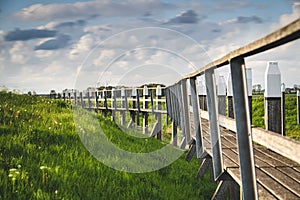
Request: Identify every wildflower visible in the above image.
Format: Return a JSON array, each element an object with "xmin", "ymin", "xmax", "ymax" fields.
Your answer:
[
  {"xmin": 40, "ymin": 166, "xmax": 50, "ymax": 170},
  {"xmin": 55, "ymin": 190, "xmax": 58, "ymax": 195},
  {"xmin": 17, "ymin": 164, "xmax": 21, "ymax": 169},
  {"xmin": 48, "ymin": 127, "xmax": 51, "ymax": 130},
  {"xmin": 9, "ymin": 168, "xmax": 17, "ymax": 173}
]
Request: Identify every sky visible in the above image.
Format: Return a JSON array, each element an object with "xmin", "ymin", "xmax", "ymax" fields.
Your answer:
[{"xmin": 0, "ymin": 0, "xmax": 299, "ymax": 94}]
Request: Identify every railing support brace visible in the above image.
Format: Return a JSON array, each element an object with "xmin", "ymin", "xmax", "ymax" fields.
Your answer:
[
  {"xmin": 205, "ymin": 68, "xmax": 224, "ymax": 180},
  {"xmin": 230, "ymin": 57, "xmax": 258, "ymax": 200}
]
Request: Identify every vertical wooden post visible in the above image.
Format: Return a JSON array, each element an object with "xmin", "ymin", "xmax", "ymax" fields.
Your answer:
[
  {"xmin": 177, "ymin": 82, "xmax": 186, "ymax": 149},
  {"xmin": 181, "ymin": 79, "xmax": 191, "ymax": 144},
  {"xmin": 217, "ymin": 76, "xmax": 226, "ymax": 116},
  {"xmin": 156, "ymin": 85, "xmax": 162, "ymax": 140},
  {"xmin": 74, "ymin": 91, "xmax": 77, "ymax": 105},
  {"xmin": 150, "ymin": 89, "xmax": 154, "ymax": 114},
  {"xmin": 112, "ymin": 88, "xmax": 116, "ymax": 121},
  {"xmin": 121, "ymin": 88, "xmax": 126, "ymax": 126},
  {"xmin": 63, "ymin": 92, "xmax": 66, "ymax": 101},
  {"xmin": 265, "ymin": 61, "xmax": 281, "ymax": 133},
  {"xmin": 80, "ymin": 92, "xmax": 84, "ymax": 108},
  {"xmin": 136, "ymin": 89, "xmax": 140, "ymax": 127},
  {"xmin": 227, "ymin": 73, "xmax": 234, "ymax": 118},
  {"xmin": 281, "ymin": 84, "xmax": 286, "ymax": 136},
  {"xmin": 87, "ymin": 91, "xmax": 91, "ymax": 109},
  {"xmin": 68, "ymin": 92, "xmax": 71, "ymax": 102},
  {"xmin": 230, "ymin": 58, "xmax": 258, "ymax": 200},
  {"xmin": 131, "ymin": 88, "xmax": 137, "ymax": 125},
  {"xmin": 104, "ymin": 89, "xmax": 108, "ymax": 116},
  {"xmin": 205, "ymin": 68, "xmax": 224, "ymax": 180},
  {"xmin": 246, "ymin": 68, "xmax": 253, "ymax": 124},
  {"xmin": 190, "ymin": 77, "xmax": 203, "ymax": 158},
  {"xmin": 143, "ymin": 86, "xmax": 149, "ymax": 134},
  {"xmin": 95, "ymin": 91, "xmax": 99, "ymax": 109},
  {"xmin": 172, "ymin": 121, "xmax": 177, "ymax": 146}
]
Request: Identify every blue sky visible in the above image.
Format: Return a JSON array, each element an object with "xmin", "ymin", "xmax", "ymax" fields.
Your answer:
[{"xmin": 0, "ymin": 0, "xmax": 299, "ymax": 93}]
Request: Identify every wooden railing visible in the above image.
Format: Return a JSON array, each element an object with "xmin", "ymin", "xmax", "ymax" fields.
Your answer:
[{"xmin": 63, "ymin": 18, "xmax": 300, "ymax": 199}]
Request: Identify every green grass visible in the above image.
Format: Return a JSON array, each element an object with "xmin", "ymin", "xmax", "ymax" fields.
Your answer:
[
  {"xmin": 252, "ymin": 94, "xmax": 300, "ymax": 140},
  {"xmin": 0, "ymin": 91, "xmax": 216, "ymax": 199}
]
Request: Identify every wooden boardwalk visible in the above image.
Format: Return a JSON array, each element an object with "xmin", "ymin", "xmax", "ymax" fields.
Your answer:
[
  {"xmin": 192, "ymin": 118, "xmax": 300, "ymax": 199},
  {"xmin": 67, "ymin": 18, "xmax": 300, "ymax": 199}
]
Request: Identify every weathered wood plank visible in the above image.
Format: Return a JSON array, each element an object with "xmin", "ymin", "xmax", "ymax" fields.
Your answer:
[
  {"xmin": 260, "ymin": 167, "xmax": 300, "ymax": 197},
  {"xmin": 183, "ymin": 19, "xmax": 300, "ymax": 79},
  {"xmin": 276, "ymin": 167, "xmax": 300, "ymax": 184},
  {"xmin": 256, "ymin": 168, "xmax": 299, "ymax": 199}
]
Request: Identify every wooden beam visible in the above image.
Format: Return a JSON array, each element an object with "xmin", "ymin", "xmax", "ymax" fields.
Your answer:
[{"xmin": 183, "ymin": 19, "xmax": 300, "ymax": 79}]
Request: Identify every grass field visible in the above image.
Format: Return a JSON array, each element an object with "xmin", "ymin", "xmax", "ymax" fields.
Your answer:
[
  {"xmin": 252, "ymin": 94, "xmax": 300, "ymax": 140},
  {"xmin": 0, "ymin": 91, "xmax": 216, "ymax": 199}
]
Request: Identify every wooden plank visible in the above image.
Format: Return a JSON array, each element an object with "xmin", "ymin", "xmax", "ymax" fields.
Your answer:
[
  {"xmin": 221, "ymin": 136, "xmax": 237, "ymax": 149},
  {"xmin": 253, "ymin": 149, "xmax": 288, "ymax": 167},
  {"xmin": 260, "ymin": 167, "xmax": 300, "ymax": 197},
  {"xmin": 276, "ymin": 167, "xmax": 300, "ymax": 184},
  {"xmin": 200, "ymin": 110, "xmax": 300, "ymax": 164},
  {"xmin": 257, "ymin": 184, "xmax": 276, "ymax": 200},
  {"xmin": 294, "ymin": 167, "xmax": 300, "ymax": 173},
  {"xmin": 222, "ymin": 154, "xmax": 239, "ymax": 168},
  {"xmin": 256, "ymin": 168, "xmax": 299, "ymax": 199},
  {"xmin": 252, "ymin": 127, "xmax": 300, "ymax": 164},
  {"xmin": 255, "ymin": 147, "xmax": 300, "ymax": 167},
  {"xmin": 222, "ymin": 148, "xmax": 239, "ymax": 166}
]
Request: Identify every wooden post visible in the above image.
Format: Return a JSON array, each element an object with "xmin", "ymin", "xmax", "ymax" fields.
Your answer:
[
  {"xmin": 178, "ymin": 82, "xmax": 186, "ymax": 149},
  {"xmin": 121, "ymin": 88, "xmax": 126, "ymax": 126},
  {"xmin": 150, "ymin": 89, "xmax": 154, "ymax": 114},
  {"xmin": 95, "ymin": 91, "xmax": 99, "ymax": 109},
  {"xmin": 297, "ymin": 90, "xmax": 300, "ymax": 124},
  {"xmin": 246, "ymin": 68, "xmax": 253, "ymax": 124},
  {"xmin": 217, "ymin": 76, "xmax": 226, "ymax": 116},
  {"xmin": 265, "ymin": 61, "xmax": 281, "ymax": 133},
  {"xmin": 181, "ymin": 79, "xmax": 191, "ymax": 144},
  {"xmin": 198, "ymin": 79, "xmax": 207, "ymax": 111},
  {"xmin": 136, "ymin": 89, "xmax": 140, "ymax": 127},
  {"xmin": 205, "ymin": 68, "xmax": 223, "ymax": 180},
  {"xmin": 281, "ymin": 84, "xmax": 286, "ymax": 136},
  {"xmin": 68, "ymin": 92, "xmax": 71, "ymax": 102},
  {"xmin": 231, "ymin": 58, "xmax": 258, "ymax": 200},
  {"xmin": 104, "ymin": 89, "xmax": 108, "ymax": 116},
  {"xmin": 80, "ymin": 92, "xmax": 84, "ymax": 108},
  {"xmin": 156, "ymin": 85, "xmax": 162, "ymax": 140},
  {"xmin": 131, "ymin": 88, "xmax": 137, "ymax": 125},
  {"xmin": 227, "ymin": 73, "xmax": 234, "ymax": 118},
  {"xmin": 112, "ymin": 88, "xmax": 116, "ymax": 121},
  {"xmin": 190, "ymin": 77, "xmax": 203, "ymax": 158},
  {"xmin": 63, "ymin": 92, "xmax": 66, "ymax": 101},
  {"xmin": 143, "ymin": 86, "xmax": 149, "ymax": 134},
  {"xmin": 87, "ymin": 91, "xmax": 91, "ymax": 109},
  {"xmin": 74, "ymin": 91, "xmax": 77, "ymax": 105},
  {"xmin": 172, "ymin": 121, "xmax": 177, "ymax": 146}
]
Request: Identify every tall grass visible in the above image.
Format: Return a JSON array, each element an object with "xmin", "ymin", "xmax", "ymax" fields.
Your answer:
[{"xmin": 0, "ymin": 91, "xmax": 216, "ymax": 199}]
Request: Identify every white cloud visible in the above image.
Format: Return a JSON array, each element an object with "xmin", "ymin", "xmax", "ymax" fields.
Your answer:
[
  {"xmin": 69, "ymin": 34, "xmax": 95, "ymax": 60},
  {"xmin": 270, "ymin": 2, "xmax": 300, "ymax": 30},
  {"xmin": 12, "ymin": 0, "xmax": 175, "ymax": 21},
  {"xmin": 9, "ymin": 41, "xmax": 29, "ymax": 64}
]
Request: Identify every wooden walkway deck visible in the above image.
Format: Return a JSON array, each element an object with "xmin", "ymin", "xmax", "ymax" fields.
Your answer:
[{"xmin": 190, "ymin": 117, "xmax": 300, "ymax": 199}]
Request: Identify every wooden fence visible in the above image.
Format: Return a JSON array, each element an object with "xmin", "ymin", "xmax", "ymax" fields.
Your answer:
[{"xmin": 62, "ymin": 18, "xmax": 300, "ymax": 199}]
